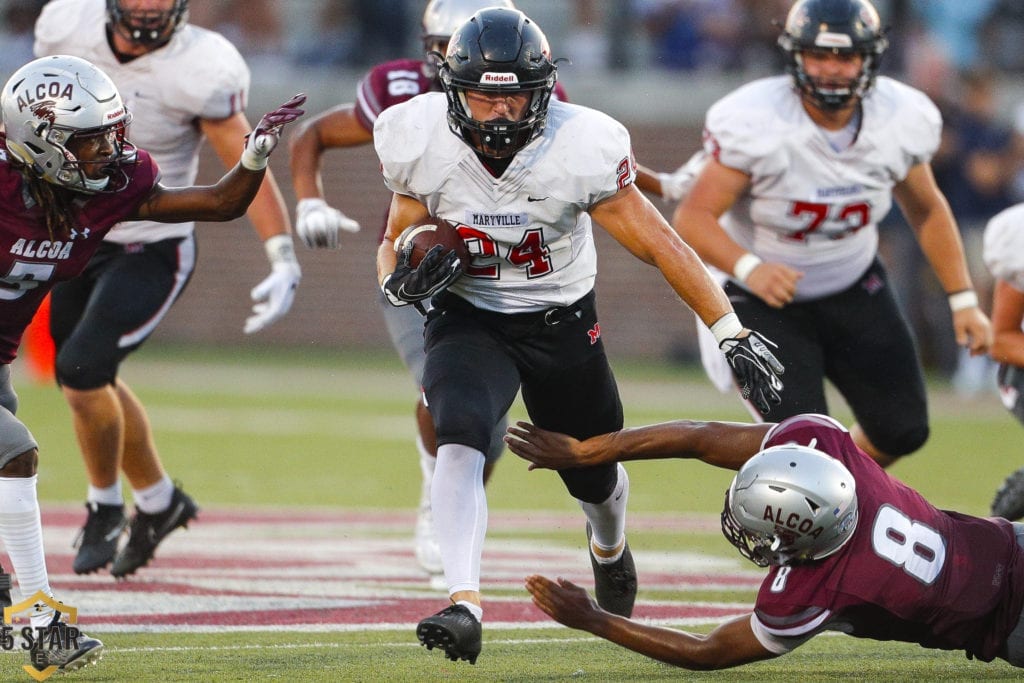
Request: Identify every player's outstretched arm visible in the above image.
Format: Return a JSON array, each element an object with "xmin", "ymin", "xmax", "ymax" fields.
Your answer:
[
  {"xmin": 288, "ymin": 104, "xmax": 367, "ymax": 248},
  {"xmin": 130, "ymin": 94, "xmax": 306, "ymax": 223},
  {"xmin": 894, "ymin": 162, "xmax": 992, "ymax": 355},
  {"xmin": 524, "ymin": 575, "xmax": 777, "ymax": 670},
  {"xmin": 505, "ymin": 419, "xmax": 771, "ymax": 471}
]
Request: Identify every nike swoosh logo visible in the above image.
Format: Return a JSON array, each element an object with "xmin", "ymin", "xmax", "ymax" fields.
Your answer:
[
  {"xmin": 105, "ymin": 521, "xmax": 126, "ymax": 542},
  {"xmin": 527, "ymin": 196, "xmax": 547, "ymax": 202},
  {"xmin": 152, "ymin": 501, "xmax": 187, "ymax": 540}
]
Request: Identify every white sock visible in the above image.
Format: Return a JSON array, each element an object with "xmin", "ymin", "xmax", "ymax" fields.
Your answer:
[
  {"xmin": 87, "ymin": 481, "xmax": 123, "ymax": 506},
  {"xmin": 457, "ymin": 600, "xmax": 483, "ymax": 623},
  {"xmin": 0, "ymin": 476, "xmax": 54, "ymax": 625},
  {"xmin": 417, "ymin": 436, "xmax": 436, "ymax": 504},
  {"xmin": 432, "ymin": 443, "xmax": 487, "ymax": 594},
  {"xmin": 579, "ymin": 463, "xmax": 629, "ymax": 564},
  {"xmin": 132, "ymin": 475, "xmax": 174, "ymax": 514}
]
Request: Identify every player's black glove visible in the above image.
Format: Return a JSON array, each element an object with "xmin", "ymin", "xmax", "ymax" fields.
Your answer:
[
  {"xmin": 381, "ymin": 243, "xmax": 462, "ymax": 307},
  {"xmin": 720, "ymin": 330, "xmax": 785, "ymax": 415}
]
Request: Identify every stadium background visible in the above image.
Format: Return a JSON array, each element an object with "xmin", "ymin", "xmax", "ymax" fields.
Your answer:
[{"xmin": 2, "ymin": 0, "xmax": 1024, "ymax": 365}]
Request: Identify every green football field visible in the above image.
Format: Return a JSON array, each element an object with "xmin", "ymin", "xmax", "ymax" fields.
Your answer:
[{"xmin": 6, "ymin": 345, "xmax": 1023, "ymax": 681}]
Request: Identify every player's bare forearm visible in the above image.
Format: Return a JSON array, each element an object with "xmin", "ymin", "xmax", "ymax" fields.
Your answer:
[
  {"xmin": 131, "ymin": 166, "xmax": 263, "ymax": 223},
  {"xmin": 506, "ymin": 419, "xmax": 770, "ymax": 471},
  {"xmin": 895, "ymin": 163, "xmax": 972, "ymax": 294},
  {"xmin": 202, "ymin": 111, "xmax": 293, "ymax": 237},
  {"xmin": 634, "ymin": 163, "xmax": 664, "ymax": 197},
  {"xmin": 592, "ymin": 187, "xmax": 732, "ymax": 325},
  {"xmin": 525, "ymin": 575, "xmax": 775, "ymax": 670},
  {"xmin": 246, "ymin": 167, "xmax": 292, "ymax": 239},
  {"xmin": 288, "ymin": 105, "xmax": 373, "ymax": 200},
  {"xmin": 592, "ymin": 612, "xmax": 775, "ymax": 670}
]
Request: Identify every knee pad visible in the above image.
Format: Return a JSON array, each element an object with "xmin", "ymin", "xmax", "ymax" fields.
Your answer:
[
  {"xmin": 54, "ymin": 345, "xmax": 116, "ymax": 390},
  {"xmin": 872, "ymin": 423, "xmax": 929, "ymax": 459},
  {"xmin": 558, "ymin": 463, "xmax": 619, "ymax": 504},
  {"xmin": 484, "ymin": 415, "xmax": 508, "ymax": 463},
  {"xmin": 435, "ymin": 401, "xmax": 499, "ymax": 455}
]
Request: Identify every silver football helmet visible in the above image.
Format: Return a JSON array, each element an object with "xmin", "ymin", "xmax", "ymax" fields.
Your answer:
[
  {"xmin": 721, "ymin": 444, "xmax": 858, "ymax": 567},
  {"xmin": 1, "ymin": 55, "xmax": 135, "ymax": 194},
  {"xmin": 423, "ymin": 0, "xmax": 516, "ymax": 49},
  {"xmin": 421, "ymin": 0, "xmax": 516, "ymax": 77}
]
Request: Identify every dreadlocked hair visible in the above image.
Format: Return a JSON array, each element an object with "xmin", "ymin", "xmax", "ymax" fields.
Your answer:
[{"xmin": 15, "ymin": 164, "xmax": 79, "ymax": 241}]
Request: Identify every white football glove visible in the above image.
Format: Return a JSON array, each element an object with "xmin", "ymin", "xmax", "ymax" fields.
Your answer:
[
  {"xmin": 240, "ymin": 93, "xmax": 306, "ymax": 171},
  {"xmin": 245, "ymin": 235, "xmax": 301, "ymax": 334},
  {"xmin": 295, "ymin": 198, "xmax": 360, "ymax": 249}
]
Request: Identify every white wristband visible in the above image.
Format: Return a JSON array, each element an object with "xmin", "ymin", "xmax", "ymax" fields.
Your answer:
[
  {"xmin": 710, "ymin": 312, "xmax": 744, "ymax": 344},
  {"xmin": 263, "ymin": 234, "xmax": 297, "ymax": 265},
  {"xmin": 732, "ymin": 253, "xmax": 763, "ymax": 283},
  {"xmin": 948, "ymin": 290, "xmax": 979, "ymax": 312},
  {"xmin": 240, "ymin": 147, "xmax": 267, "ymax": 171},
  {"xmin": 657, "ymin": 172, "xmax": 680, "ymax": 202}
]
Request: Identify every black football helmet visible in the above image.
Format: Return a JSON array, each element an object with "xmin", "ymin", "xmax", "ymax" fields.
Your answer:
[
  {"xmin": 439, "ymin": 7, "xmax": 556, "ymax": 159},
  {"xmin": 777, "ymin": 0, "xmax": 888, "ymax": 110},
  {"xmin": 107, "ymin": 0, "xmax": 189, "ymax": 47}
]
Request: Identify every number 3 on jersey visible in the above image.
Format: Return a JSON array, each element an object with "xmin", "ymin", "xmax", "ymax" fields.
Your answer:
[{"xmin": 456, "ymin": 225, "xmax": 553, "ymax": 279}]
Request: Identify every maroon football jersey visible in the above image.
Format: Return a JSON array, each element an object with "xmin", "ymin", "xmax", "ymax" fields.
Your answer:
[
  {"xmin": 751, "ymin": 414, "xmax": 1024, "ymax": 662},
  {"xmin": 0, "ymin": 147, "xmax": 159, "ymax": 363},
  {"xmin": 354, "ymin": 58, "xmax": 437, "ymax": 134}
]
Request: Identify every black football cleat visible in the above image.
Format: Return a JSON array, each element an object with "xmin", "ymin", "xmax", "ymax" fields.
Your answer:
[
  {"xmin": 72, "ymin": 502, "xmax": 128, "ymax": 575},
  {"xmin": 111, "ymin": 485, "xmax": 198, "ymax": 578},
  {"xmin": 587, "ymin": 523, "xmax": 637, "ymax": 617},
  {"xmin": 416, "ymin": 604, "xmax": 482, "ymax": 664},
  {"xmin": 992, "ymin": 467, "xmax": 1024, "ymax": 521},
  {"xmin": 0, "ymin": 564, "xmax": 10, "ymax": 610},
  {"xmin": 29, "ymin": 610, "xmax": 104, "ymax": 673}
]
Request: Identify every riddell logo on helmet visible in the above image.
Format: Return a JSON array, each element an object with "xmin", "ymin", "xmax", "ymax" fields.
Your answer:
[
  {"xmin": 480, "ymin": 72, "xmax": 518, "ymax": 85},
  {"xmin": 814, "ymin": 32, "xmax": 854, "ymax": 49}
]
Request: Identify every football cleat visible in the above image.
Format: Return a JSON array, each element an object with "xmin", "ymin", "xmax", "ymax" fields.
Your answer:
[
  {"xmin": 110, "ymin": 485, "xmax": 198, "ymax": 578},
  {"xmin": 992, "ymin": 467, "xmax": 1024, "ymax": 521},
  {"xmin": 587, "ymin": 523, "xmax": 637, "ymax": 617},
  {"xmin": 29, "ymin": 611, "xmax": 104, "ymax": 673},
  {"xmin": 416, "ymin": 604, "xmax": 482, "ymax": 664},
  {"xmin": 72, "ymin": 502, "xmax": 128, "ymax": 575},
  {"xmin": 0, "ymin": 564, "xmax": 11, "ymax": 610}
]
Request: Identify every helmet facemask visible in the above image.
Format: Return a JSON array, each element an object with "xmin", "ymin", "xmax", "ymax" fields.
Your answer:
[
  {"xmin": 2, "ymin": 55, "xmax": 137, "ymax": 194},
  {"xmin": 107, "ymin": 0, "xmax": 189, "ymax": 47},
  {"xmin": 788, "ymin": 46, "xmax": 880, "ymax": 110},
  {"xmin": 777, "ymin": 0, "xmax": 888, "ymax": 110},
  {"xmin": 442, "ymin": 70, "xmax": 555, "ymax": 159},
  {"xmin": 49, "ymin": 118, "xmax": 137, "ymax": 193},
  {"xmin": 439, "ymin": 7, "xmax": 557, "ymax": 159},
  {"xmin": 721, "ymin": 444, "xmax": 859, "ymax": 567}
]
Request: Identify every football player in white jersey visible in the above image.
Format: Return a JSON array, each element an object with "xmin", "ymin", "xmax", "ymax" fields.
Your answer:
[
  {"xmin": 289, "ymin": 0, "xmax": 518, "ymax": 584},
  {"xmin": 374, "ymin": 7, "xmax": 784, "ymax": 665},
  {"xmin": 33, "ymin": 0, "xmax": 307, "ymax": 578},
  {"xmin": 671, "ymin": 0, "xmax": 992, "ymax": 467},
  {"xmin": 983, "ymin": 205, "xmax": 1024, "ymax": 520}
]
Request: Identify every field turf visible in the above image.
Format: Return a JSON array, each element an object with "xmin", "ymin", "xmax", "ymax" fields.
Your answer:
[{"xmin": 6, "ymin": 345, "xmax": 1022, "ymax": 681}]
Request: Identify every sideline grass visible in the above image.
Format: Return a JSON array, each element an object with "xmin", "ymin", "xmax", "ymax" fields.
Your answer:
[
  {"xmin": 6, "ymin": 345, "xmax": 1022, "ymax": 680},
  {"xmin": 23, "ymin": 629, "xmax": 1024, "ymax": 682}
]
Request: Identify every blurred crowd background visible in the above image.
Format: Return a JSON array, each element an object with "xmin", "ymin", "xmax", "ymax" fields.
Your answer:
[{"xmin": 2, "ymin": 0, "xmax": 1023, "ymax": 395}]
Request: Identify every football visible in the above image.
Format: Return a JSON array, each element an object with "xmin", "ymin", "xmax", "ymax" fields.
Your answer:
[{"xmin": 395, "ymin": 217, "xmax": 470, "ymax": 271}]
